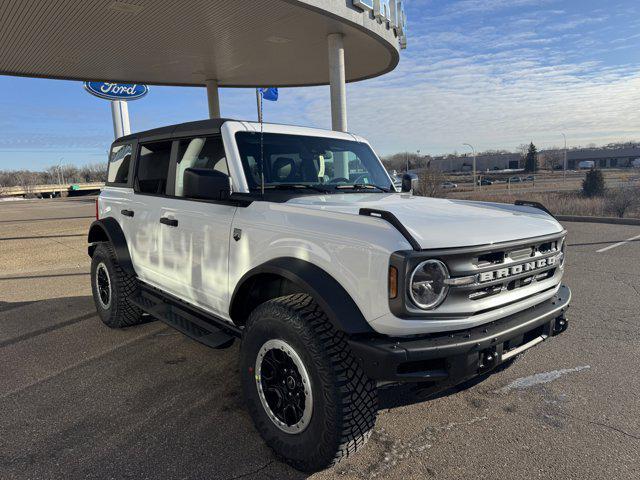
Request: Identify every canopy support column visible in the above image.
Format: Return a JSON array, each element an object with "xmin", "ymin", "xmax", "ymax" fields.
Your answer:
[
  {"xmin": 328, "ymin": 33, "xmax": 347, "ymax": 132},
  {"xmin": 206, "ymin": 79, "xmax": 221, "ymax": 119},
  {"xmin": 110, "ymin": 100, "xmax": 130, "ymax": 139}
]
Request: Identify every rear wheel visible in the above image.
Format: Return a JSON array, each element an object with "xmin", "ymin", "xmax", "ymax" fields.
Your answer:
[
  {"xmin": 90, "ymin": 243, "xmax": 144, "ymax": 328},
  {"xmin": 240, "ymin": 294, "xmax": 378, "ymax": 472}
]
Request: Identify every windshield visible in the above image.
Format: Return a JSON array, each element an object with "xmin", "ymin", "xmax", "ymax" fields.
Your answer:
[{"xmin": 235, "ymin": 132, "xmax": 392, "ymax": 192}]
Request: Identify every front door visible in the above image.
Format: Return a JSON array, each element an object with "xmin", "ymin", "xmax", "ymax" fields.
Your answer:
[{"xmin": 158, "ymin": 135, "xmax": 236, "ymax": 317}]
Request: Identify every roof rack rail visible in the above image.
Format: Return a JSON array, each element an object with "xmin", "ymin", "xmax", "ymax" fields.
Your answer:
[
  {"xmin": 359, "ymin": 208, "xmax": 421, "ymax": 251},
  {"xmin": 514, "ymin": 200, "xmax": 554, "ymax": 217}
]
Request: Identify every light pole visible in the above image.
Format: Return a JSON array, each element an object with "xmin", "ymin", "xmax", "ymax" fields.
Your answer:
[
  {"xmin": 561, "ymin": 133, "xmax": 567, "ymax": 183},
  {"xmin": 58, "ymin": 158, "xmax": 66, "ymax": 185},
  {"xmin": 56, "ymin": 158, "xmax": 66, "ymax": 197},
  {"xmin": 463, "ymin": 143, "xmax": 476, "ymax": 189}
]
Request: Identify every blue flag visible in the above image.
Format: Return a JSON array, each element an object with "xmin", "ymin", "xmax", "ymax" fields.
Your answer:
[{"xmin": 260, "ymin": 87, "xmax": 278, "ymax": 101}]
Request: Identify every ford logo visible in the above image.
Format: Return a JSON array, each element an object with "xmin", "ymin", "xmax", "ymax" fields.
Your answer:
[{"xmin": 83, "ymin": 82, "xmax": 149, "ymax": 101}]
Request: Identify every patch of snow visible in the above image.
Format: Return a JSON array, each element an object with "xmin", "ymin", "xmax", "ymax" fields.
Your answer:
[{"xmin": 495, "ymin": 366, "xmax": 591, "ymax": 393}]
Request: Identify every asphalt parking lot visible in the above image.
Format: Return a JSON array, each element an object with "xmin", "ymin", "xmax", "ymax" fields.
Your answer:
[{"xmin": 1, "ymin": 197, "xmax": 639, "ymax": 480}]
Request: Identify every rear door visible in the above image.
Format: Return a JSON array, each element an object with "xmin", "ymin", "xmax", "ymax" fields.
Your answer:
[
  {"xmin": 129, "ymin": 140, "xmax": 173, "ymax": 286},
  {"xmin": 158, "ymin": 135, "xmax": 237, "ymax": 316}
]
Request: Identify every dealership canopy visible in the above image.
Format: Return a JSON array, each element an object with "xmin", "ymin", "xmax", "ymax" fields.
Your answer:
[{"xmin": 0, "ymin": 0, "xmax": 405, "ymax": 130}]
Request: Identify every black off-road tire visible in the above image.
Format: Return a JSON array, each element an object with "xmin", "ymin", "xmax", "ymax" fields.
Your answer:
[
  {"xmin": 90, "ymin": 243, "xmax": 144, "ymax": 328},
  {"xmin": 240, "ymin": 293, "xmax": 378, "ymax": 472}
]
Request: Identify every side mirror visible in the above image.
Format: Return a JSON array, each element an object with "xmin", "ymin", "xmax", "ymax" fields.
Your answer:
[
  {"xmin": 183, "ymin": 168, "xmax": 230, "ymax": 201},
  {"xmin": 401, "ymin": 173, "xmax": 418, "ymax": 193}
]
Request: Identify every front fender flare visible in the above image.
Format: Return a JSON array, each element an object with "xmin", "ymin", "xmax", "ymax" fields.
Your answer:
[
  {"xmin": 230, "ymin": 257, "xmax": 374, "ymax": 335},
  {"xmin": 87, "ymin": 217, "xmax": 135, "ymax": 275}
]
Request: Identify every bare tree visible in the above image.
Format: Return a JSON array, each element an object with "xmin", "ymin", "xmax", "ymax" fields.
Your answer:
[
  {"xmin": 14, "ymin": 172, "xmax": 40, "ymax": 198},
  {"xmin": 539, "ymin": 150, "xmax": 563, "ymax": 170},
  {"xmin": 607, "ymin": 186, "xmax": 639, "ymax": 218},
  {"xmin": 416, "ymin": 168, "xmax": 445, "ymax": 198}
]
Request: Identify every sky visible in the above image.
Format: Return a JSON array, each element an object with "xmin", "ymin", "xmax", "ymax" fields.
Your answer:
[{"xmin": 1, "ymin": 0, "xmax": 640, "ymax": 170}]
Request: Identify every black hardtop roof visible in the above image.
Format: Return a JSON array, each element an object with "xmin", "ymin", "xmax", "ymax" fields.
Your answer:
[{"xmin": 115, "ymin": 118, "xmax": 235, "ymax": 144}]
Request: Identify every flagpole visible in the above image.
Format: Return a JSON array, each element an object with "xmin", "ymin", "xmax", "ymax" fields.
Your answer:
[{"xmin": 255, "ymin": 88, "xmax": 263, "ymax": 123}]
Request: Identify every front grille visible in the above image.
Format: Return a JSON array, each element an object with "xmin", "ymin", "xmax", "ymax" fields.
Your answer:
[
  {"xmin": 438, "ymin": 233, "xmax": 565, "ymax": 316},
  {"xmin": 394, "ymin": 231, "xmax": 566, "ymax": 319},
  {"xmin": 389, "ymin": 231, "xmax": 567, "ymax": 320}
]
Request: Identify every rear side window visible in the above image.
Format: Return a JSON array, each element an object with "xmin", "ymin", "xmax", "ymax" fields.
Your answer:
[
  {"xmin": 174, "ymin": 136, "xmax": 228, "ymax": 197},
  {"xmin": 107, "ymin": 144, "xmax": 132, "ymax": 185},
  {"xmin": 136, "ymin": 141, "xmax": 172, "ymax": 194}
]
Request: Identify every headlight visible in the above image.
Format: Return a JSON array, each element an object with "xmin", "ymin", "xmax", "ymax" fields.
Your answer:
[{"xmin": 409, "ymin": 260, "xmax": 449, "ymax": 310}]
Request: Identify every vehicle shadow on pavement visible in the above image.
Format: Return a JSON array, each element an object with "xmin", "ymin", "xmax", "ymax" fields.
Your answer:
[
  {"xmin": 0, "ymin": 299, "xmax": 36, "ymax": 313},
  {"xmin": 0, "ymin": 295, "xmax": 309, "ymax": 480},
  {"xmin": 0, "ymin": 293, "xmax": 511, "ymax": 480}
]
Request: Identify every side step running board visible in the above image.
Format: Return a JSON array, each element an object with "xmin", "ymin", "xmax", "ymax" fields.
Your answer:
[{"xmin": 130, "ymin": 285, "xmax": 241, "ymax": 349}]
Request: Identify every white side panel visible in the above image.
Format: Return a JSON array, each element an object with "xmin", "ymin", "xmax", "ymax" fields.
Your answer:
[
  {"xmin": 228, "ymin": 202, "xmax": 411, "ymax": 323},
  {"xmin": 98, "ymin": 186, "xmax": 137, "ymax": 265},
  {"xmin": 98, "ymin": 186, "xmax": 133, "ymax": 222},
  {"xmin": 125, "ymin": 193, "xmax": 163, "ymax": 284}
]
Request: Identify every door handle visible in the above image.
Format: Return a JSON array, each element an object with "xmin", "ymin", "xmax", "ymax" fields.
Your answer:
[
  {"xmin": 160, "ymin": 217, "xmax": 178, "ymax": 227},
  {"xmin": 121, "ymin": 209, "xmax": 135, "ymax": 217}
]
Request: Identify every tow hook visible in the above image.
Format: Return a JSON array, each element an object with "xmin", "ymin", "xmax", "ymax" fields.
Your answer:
[
  {"xmin": 479, "ymin": 347, "xmax": 498, "ymax": 370},
  {"xmin": 553, "ymin": 316, "xmax": 568, "ymax": 335}
]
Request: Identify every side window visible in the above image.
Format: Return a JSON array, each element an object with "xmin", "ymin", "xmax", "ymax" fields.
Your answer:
[
  {"xmin": 135, "ymin": 141, "xmax": 172, "ymax": 195},
  {"xmin": 107, "ymin": 143, "xmax": 132, "ymax": 185},
  {"xmin": 175, "ymin": 136, "xmax": 228, "ymax": 197}
]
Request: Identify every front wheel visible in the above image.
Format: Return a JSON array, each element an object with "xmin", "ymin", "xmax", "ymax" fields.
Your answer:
[{"xmin": 240, "ymin": 294, "xmax": 378, "ymax": 472}]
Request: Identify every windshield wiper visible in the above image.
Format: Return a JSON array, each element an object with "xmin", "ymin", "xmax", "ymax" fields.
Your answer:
[
  {"xmin": 262, "ymin": 184, "xmax": 332, "ymax": 193},
  {"xmin": 334, "ymin": 184, "xmax": 390, "ymax": 192}
]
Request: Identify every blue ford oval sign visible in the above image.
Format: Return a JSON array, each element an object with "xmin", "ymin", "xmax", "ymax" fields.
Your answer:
[{"xmin": 83, "ymin": 82, "xmax": 148, "ymax": 101}]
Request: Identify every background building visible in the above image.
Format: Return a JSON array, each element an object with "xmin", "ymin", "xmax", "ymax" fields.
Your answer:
[
  {"xmin": 565, "ymin": 147, "xmax": 640, "ymax": 169},
  {"xmin": 429, "ymin": 153, "xmax": 522, "ymax": 172}
]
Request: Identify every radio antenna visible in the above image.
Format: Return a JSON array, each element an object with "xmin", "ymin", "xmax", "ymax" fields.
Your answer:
[{"xmin": 256, "ymin": 88, "xmax": 265, "ymax": 197}]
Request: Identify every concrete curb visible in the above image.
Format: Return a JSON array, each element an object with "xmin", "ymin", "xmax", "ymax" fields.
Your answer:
[{"xmin": 556, "ymin": 215, "xmax": 640, "ymax": 226}]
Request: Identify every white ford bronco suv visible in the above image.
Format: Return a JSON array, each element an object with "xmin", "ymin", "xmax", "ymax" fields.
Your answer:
[{"xmin": 88, "ymin": 119, "xmax": 570, "ymax": 471}]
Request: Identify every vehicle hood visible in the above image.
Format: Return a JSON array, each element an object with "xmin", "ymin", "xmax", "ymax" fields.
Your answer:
[{"xmin": 284, "ymin": 193, "xmax": 563, "ymax": 249}]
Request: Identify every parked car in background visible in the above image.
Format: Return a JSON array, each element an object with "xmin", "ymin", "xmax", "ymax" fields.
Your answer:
[
  {"xmin": 524, "ymin": 175, "xmax": 535, "ymax": 182},
  {"xmin": 441, "ymin": 181, "xmax": 458, "ymax": 189},
  {"xmin": 508, "ymin": 176, "xmax": 522, "ymax": 183},
  {"xmin": 579, "ymin": 160, "xmax": 596, "ymax": 169},
  {"xmin": 389, "ymin": 170, "xmax": 402, "ymax": 191},
  {"xmin": 477, "ymin": 178, "xmax": 493, "ymax": 186}
]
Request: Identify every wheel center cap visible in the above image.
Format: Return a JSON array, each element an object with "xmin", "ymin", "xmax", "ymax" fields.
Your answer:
[{"xmin": 286, "ymin": 376, "xmax": 296, "ymax": 390}]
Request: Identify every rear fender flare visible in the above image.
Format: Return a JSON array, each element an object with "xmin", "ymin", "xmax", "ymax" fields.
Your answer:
[{"xmin": 87, "ymin": 217, "xmax": 135, "ymax": 275}]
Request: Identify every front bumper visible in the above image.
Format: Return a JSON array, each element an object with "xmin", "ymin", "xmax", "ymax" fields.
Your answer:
[{"xmin": 348, "ymin": 284, "xmax": 571, "ymax": 386}]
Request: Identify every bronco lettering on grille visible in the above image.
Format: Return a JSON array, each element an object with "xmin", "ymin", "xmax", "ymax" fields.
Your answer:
[{"xmin": 478, "ymin": 255, "xmax": 559, "ymax": 283}]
